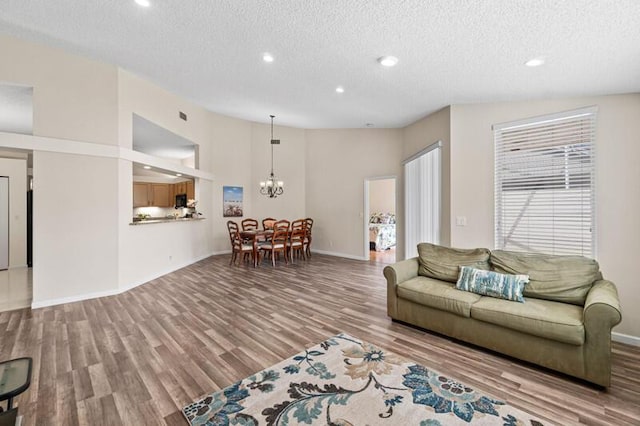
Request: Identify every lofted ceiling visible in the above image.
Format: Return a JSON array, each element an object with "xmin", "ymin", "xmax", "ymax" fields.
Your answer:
[{"xmin": 1, "ymin": 1, "xmax": 639, "ymax": 129}]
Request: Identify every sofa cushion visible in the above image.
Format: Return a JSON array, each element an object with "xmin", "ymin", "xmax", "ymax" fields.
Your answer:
[
  {"xmin": 490, "ymin": 250, "xmax": 601, "ymax": 306},
  {"xmin": 456, "ymin": 266, "xmax": 529, "ymax": 302},
  {"xmin": 417, "ymin": 243, "xmax": 491, "ymax": 283},
  {"xmin": 397, "ymin": 276, "xmax": 482, "ymax": 318},
  {"xmin": 470, "ymin": 296, "xmax": 585, "ymax": 345}
]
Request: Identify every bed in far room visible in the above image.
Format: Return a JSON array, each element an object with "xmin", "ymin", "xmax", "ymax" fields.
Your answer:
[{"xmin": 369, "ymin": 213, "xmax": 396, "ymax": 251}]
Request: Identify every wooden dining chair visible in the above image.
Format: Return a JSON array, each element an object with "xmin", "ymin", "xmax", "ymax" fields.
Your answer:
[
  {"xmin": 273, "ymin": 219, "xmax": 290, "ymax": 232},
  {"xmin": 241, "ymin": 218, "xmax": 259, "ymax": 231},
  {"xmin": 262, "ymin": 217, "xmax": 277, "ymax": 230},
  {"xmin": 259, "ymin": 228, "xmax": 289, "ymax": 266},
  {"xmin": 304, "ymin": 218, "xmax": 314, "ymax": 257},
  {"xmin": 287, "ymin": 227, "xmax": 306, "ymax": 262},
  {"xmin": 227, "ymin": 221, "xmax": 256, "ymax": 266},
  {"xmin": 291, "ymin": 218, "xmax": 306, "ymax": 231}
]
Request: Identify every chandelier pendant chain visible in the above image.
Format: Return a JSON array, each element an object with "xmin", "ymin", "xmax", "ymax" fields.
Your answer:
[{"xmin": 259, "ymin": 114, "xmax": 284, "ymax": 198}]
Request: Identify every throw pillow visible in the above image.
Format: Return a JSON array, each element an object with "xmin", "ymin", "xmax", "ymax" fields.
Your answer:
[
  {"xmin": 417, "ymin": 243, "xmax": 491, "ymax": 282},
  {"xmin": 456, "ymin": 266, "xmax": 529, "ymax": 302}
]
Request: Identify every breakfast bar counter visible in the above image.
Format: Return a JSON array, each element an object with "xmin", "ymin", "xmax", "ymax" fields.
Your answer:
[{"xmin": 129, "ymin": 217, "xmax": 205, "ymax": 226}]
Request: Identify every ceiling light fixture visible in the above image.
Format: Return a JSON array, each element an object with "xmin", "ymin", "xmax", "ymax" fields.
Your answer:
[
  {"xmin": 176, "ymin": 173, "xmax": 182, "ymax": 177},
  {"xmin": 336, "ymin": 86, "xmax": 345, "ymax": 93},
  {"xmin": 377, "ymin": 56, "xmax": 399, "ymax": 67},
  {"xmin": 259, "ymin": 115, "xmax": 284, "ymax": 198},
  {"xmin": 263, "ymin": 53, "xmax": 274, "ymax": 63},
  {"xmin": 525, "ymin": 57, "xmax": 545, "ymax": 67},
  {"xmin": 143, "ymin": 165, "xmax": 151, "ymax": 170},
  {"xmin": 134, "ymin": 0, "xmax": 151, "ymax": 7}
]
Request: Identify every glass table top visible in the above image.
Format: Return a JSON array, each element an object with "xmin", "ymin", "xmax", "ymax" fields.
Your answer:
[{"xmin": 0, "ymin": 358, "xmax": 32, "ymax": 398}]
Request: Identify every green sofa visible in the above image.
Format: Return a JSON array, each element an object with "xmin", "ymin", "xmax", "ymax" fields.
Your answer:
[{"xmin": 383, "ymin": 243, "xmax": 622, "ymax": 387}]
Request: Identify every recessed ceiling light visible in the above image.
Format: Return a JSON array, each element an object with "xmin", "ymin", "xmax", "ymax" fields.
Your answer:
[
  {"xmin": 335, "ymin": 86, "xmax": 345, "ymax": 93},
  {"xmin": 176, "ymin": 173, "xmax": 182, "ymax": 177},
  {"xmin": 525, "ymin": 57, "xmax": 545, "ymax": 67},
  {"xmin": 377, "ymin": 56, "xmax": 399, "ymax": 67},
  {"xmin": 135, "ymin": 0, "xmax": 151, "ymax": 7},
  {"xmin": 143, "ymin": 165, "xmax": 151, "ymax": 170},
  {"xmin": 263, "ymin": 53, "xmax": 274, "ymax": 63}
]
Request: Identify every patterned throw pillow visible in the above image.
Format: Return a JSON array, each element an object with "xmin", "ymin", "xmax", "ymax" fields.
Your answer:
[{"xmin": 456, "ymin": 266, "xmax": 529, "ymax": 303}]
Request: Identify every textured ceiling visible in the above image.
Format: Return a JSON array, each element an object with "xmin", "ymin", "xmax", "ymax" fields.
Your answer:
[{"xmin": 1, "ymin": 1, "xmax": 639, "ymax": 128}]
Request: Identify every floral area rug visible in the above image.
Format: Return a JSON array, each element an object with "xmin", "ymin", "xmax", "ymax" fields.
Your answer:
[{"xmin": 182, "ymin": 333, "xmax": 548, "ymax": 425}]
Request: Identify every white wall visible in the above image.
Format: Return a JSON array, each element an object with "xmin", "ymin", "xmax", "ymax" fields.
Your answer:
[
  {"xmin": 306, "ymin": 129, "xmax": 403, "ymax": 259},
  {"xmin": 117, "ymin": 70, "xmax": 215, "ymax": 289},
  {"xmin": 449, "ymin": 94, "xmax": 640, "ymax": 338},
  {"xmin": 32, "ymin": 151, "xmax": 119, "ymax": 304},
  {"xmin": 250, "ymin": 123, "xmax": 306, "ymax": 222},
  {"xmin": 209, "ymin": 114, "xmax": 253, "ymax": 253},
  {"xmin": 369, "ymin": 178, "xmax": 396, "ymax": 215},
  {"xmin": 0, "ymin": 34, "xmax": 118, "ymax": 145},
  {"xmin": 0, "ymin": 157, "xmax": 27, "ymax": 267}
]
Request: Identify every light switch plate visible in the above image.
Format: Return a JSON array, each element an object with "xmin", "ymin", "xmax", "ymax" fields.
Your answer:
[{"xmin": 456, "ymin": 216, "xmax": 467, "ymax": 226}]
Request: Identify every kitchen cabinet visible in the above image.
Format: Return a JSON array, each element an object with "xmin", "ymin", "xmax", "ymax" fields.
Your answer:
[
  {"xmin": 151, "ymin": 184, "xmax": 172, "ymax": 207},
  {"xmin": 133, "ymin": 183, "xmax": 173, "ymax": 207},
  {"xmin": 186, "ymin": 180, "xmax": 195, "ymax": 199},
  {"xmin": 133, "ymin": 183, "xmax": 150, "ymax": 208},
  {"xmin": 173, "ymin": 180, "xmax": 195, "ymax": 200}
]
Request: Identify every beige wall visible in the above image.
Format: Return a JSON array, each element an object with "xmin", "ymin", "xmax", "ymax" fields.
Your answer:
[
  {"xmin": 449, "ymin": 94, "xmax": 640, "ymax": 337},
  {"xmin": 369, "ymin": 178, "xmax": 396, "ymax": 215},
  {"xmin": 32, "ymin": 151, "xmax": 119, "ymax": 303},
  {"xmin": 306, "ymin": 129, "xmax": 403, "ymax": 259},
  {"xmin": 209, "ymin": 114, "xmax": 253, "ymax": 253},
  {"xmin": 251, "ymin": 123, "xmax": 306, "ymax": 222},
  {"xmin": 0, "ymin": 157, "xmax": 27, "ymax": 267},
  {"xmin": 116, "ymin": 70, "xmax": 216, "ymax": 287},
  {"xmin": 402, "ymin": 107, "xmax": 451, "ymax": 246},
  {"xmin": 0, "ymin": 35, "xmax": 118, "ymax": 145}
]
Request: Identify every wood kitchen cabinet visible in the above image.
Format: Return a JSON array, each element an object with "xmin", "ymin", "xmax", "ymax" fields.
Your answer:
[
  {"xmin": 173, "ymin": 180, "xmax": 195, "ymax": 200},
  {"xmin": 151, "ymin": 184, "xmax": 172, "ymax": 207},
  {"xmin": 186, "ymin": 180, "xmax": 194, "ymax": 199},
  {"xmin": 133, "ymin": 183, "xmax": 150, "ymax": 207},
  {"xmin": 133, "ymin": 183, "xmax": 174, "ymax": 207}
]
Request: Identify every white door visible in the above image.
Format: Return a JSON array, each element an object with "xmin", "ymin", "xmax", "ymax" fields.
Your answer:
[{"xmin": 0, "ymin": 177, "xmax": 8, "ymax": 270}]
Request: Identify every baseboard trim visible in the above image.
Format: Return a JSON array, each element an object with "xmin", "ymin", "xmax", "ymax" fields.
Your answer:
[
  {"xmin": 312, "ymin": 249, "xmax": 367, "ymax": 261},
  {"xmin": 31, "ymin": 252, "xmax": 214, "ymax": 309},
  {"xmin": 612, "ymin": 332, "xmax": 640, "ymax": 347},
  {"xmin": 31, "ymin": 288, "xmax": 120, "ymax": 309}
]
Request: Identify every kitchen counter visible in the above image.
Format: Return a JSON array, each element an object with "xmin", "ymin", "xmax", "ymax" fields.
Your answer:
[{"xmin": 129, "ymin": 217, "xmax": 205, "ymax": 226}]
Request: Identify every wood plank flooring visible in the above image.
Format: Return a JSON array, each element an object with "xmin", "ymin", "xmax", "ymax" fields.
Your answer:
[{"xmin": 1, "ymin": 254, "xmax": 639, "ymax": 425}]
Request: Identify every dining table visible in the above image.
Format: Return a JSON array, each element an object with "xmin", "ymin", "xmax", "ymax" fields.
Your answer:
[{"xmin": 239, "ymin": 229, "xmax": 274, "ymax": 266}]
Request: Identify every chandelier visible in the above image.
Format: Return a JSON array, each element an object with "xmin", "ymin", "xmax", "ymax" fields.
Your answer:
[{"xmin": 259, "ymin": 115, "xmax": 284, "ymax": 198}]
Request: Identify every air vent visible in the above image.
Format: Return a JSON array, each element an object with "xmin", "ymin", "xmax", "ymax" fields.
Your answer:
[{"xmin": 179, "ymin": 111, "xmax": 187, "ymax": 121}]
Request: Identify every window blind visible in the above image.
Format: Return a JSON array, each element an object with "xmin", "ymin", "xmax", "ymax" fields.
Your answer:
[
  {"xmin": 494, "ymin": 107, "xmax": 596, "ymax": 257},
  {"xmin": 405, "ymin": 142, "xmax": 441, "ymax": 258}
]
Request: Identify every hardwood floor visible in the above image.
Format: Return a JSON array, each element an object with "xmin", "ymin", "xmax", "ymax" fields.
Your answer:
[
  {"xmin": 1, "ymin": 254, "xmax": 639, "ymax": 425},
  {"xmin": 369, "ymin": 247, "xmax": 396, "ymax": 264}
]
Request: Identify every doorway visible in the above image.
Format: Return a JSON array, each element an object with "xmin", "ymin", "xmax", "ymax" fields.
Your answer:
[{"xmin": 364, "ymin": 176, "xmax": 397, "ymax": 264}]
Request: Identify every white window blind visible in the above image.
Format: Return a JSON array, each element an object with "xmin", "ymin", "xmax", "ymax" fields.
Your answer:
[
  {"xmin": 494, "ymin": 107, "xmax": 596, "ymax": 257},
  {"xmin": 405, "ymin": 142, "xmax": 441, "ymax": 258}
]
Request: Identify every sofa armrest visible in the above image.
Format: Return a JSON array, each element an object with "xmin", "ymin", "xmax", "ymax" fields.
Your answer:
[
  {"xmin": 582, "ymin": 279, "xmax": 622, "ymax": 387},
  {"xmin": 384, "ymin": 257, "xmax": 419, "ymax": 318},
  {"xmin": 584, "ymin": 279, "xmax": 622, "ymax": 328}
]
